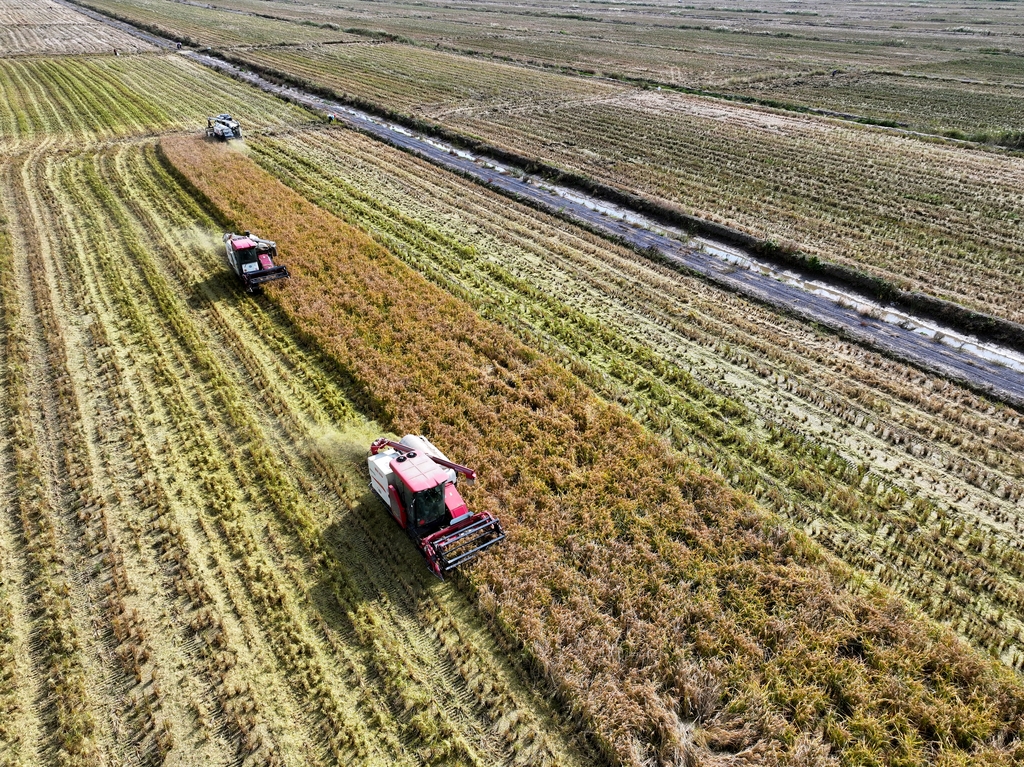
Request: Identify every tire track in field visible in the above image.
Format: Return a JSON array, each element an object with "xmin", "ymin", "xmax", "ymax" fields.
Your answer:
[{"xmin": 0, "ymin": 157, "xmax": 43, "ymax": 767}]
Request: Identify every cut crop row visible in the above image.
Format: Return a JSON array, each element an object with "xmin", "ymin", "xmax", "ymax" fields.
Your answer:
[
  {"xmin": 0, "ymin": 54, "xmax": 312, "ymax": 148},
  {"xmin": 18, "ymin": 148, "xmax": 197, "ymax": 761}
]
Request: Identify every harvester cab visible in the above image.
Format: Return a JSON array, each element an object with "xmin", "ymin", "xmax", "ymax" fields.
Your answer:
[
  {"xmin": 206, "ymin": 113, "xmax": 242, "ymax": 141},
  {"xmin": 224, "ymin": 231, "xmax": 290, "ymax": 292},
  {"xmin": 368, "ymin": 435, "xmax": 505, "ymax": 579}
]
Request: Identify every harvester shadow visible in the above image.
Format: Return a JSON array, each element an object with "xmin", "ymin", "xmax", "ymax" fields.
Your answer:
[
  {"xmin": 188, "ymin": 272, "xmax": 248, "ymax": 309},
  {"xmin": 309, "ymin": 493, "xmax": 459, "ymax": 666}
]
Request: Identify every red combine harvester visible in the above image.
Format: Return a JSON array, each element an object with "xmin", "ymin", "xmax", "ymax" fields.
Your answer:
[
  {"xmin": 368, "ymin": 435, "xmax": 505, "ymax": 578},
  {"xmin": 224, "ymin": 231, "xmax": 290, "ymax": 293}
]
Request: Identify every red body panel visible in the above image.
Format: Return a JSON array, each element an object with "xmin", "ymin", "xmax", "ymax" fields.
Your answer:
[
  {"xmin": 443, "ymin": 483, "xmax": 469, "ymax": 522},
  {"xmin": 231, "ymin": 237, "xmax": 256, "ymax": 249}
]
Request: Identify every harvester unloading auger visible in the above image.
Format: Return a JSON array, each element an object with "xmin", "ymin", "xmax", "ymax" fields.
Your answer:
[{"xmin": 368, "ymin": 436, "xmax": 505, "ymax": 578}]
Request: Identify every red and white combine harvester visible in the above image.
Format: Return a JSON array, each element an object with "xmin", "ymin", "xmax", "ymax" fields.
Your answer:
[
  {"xmin": 368, "ymin": 436, "xmax": 505, "ymax": 578},
  {"xmin": 224, "ymin": 231, "xmax": 290, "ymax": 293}
]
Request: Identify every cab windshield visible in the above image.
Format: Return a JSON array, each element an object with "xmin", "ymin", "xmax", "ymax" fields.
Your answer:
[
  {"xmin": 237, "ymin": 246, "xmax": 258, "ymax": 265},
  {"xmin": 412, "ymin": 483, "xmax": 446, "ymax": 526}
]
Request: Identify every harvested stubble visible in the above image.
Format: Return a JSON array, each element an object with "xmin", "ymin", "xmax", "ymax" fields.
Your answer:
[
  {"xmin": 0, "ymin": 54, "xmax": 311, "ymax": 147},
  {"xmin": 0, "ymin": 0, "xmax": 153, "ymax": 57},
  {"xmin": 72, "ymin": 0, "xmax": 360, "ymax": 48},
  {"xmin": 163, "ymin": 134, "xmax": 1024, "ymax": 767},
  {"xmin": 1, "ymin": 165, "xmax": 99, "ymax": 765}
]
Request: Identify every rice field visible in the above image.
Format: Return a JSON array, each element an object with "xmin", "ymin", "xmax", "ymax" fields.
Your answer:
[
  {"xmin": 0, "ymin": 52, "xmax": 591, "ymax": 767},
  {"xmin": 247, "ymin": 125, "xmax": 1024, "ymax": 670},
  {"xmin": 3, "ymin": 3, "xmax": 1024, "ymax": 766},
  {"xmin": 161, "ymin": 132, "xmax": 1024, "ymax": 767},
  {"xmin": 0, "ymin": 0, "xmax": 154, "ymax": 56}
]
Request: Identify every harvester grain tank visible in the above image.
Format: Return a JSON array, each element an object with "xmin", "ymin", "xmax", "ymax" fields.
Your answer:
[
  {"xmin": 206, "ymin": 113, "xmax": 242, "ymax": 140},
  {"xmin": 368, "ymin": 435, "xmax": 505, "ymax": 578},
  {"xmin": 224, "ymin": 231, "xmax": 290, "ymax": 292}
]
